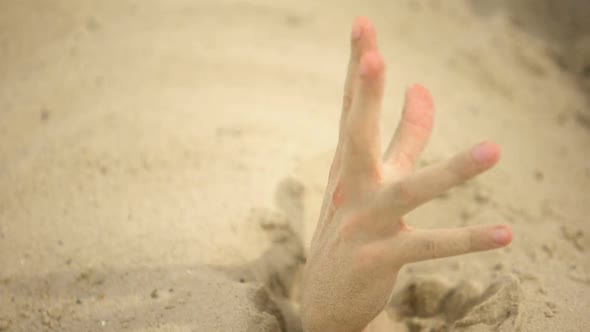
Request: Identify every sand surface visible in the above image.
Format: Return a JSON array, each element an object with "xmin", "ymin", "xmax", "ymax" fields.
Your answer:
[{"xmin": 1, "ymin": 1, "xmax": 589, "ymax": 331}]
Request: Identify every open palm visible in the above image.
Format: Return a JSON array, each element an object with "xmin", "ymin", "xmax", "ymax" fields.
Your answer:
[{"xmin": 301, "ymin": 17, "xmax": 513, "ymax": 332}]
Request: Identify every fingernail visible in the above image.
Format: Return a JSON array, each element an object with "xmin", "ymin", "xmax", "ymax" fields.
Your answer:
[
  {"xmin": 492, "ymin": 228, "xmax": 510, "ymax": 245},
  {"xmin": 352, "ymin": 24, "xmax": 362, "ymax": 40},
  {"xmin": 472, "ymin": 142, "xmax": 495, "ymax": 164}
]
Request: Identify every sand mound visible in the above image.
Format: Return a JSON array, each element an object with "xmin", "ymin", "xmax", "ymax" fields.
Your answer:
[{"xmin": 392, "ymin": 274, "xmax": 522, "ymax": 332}]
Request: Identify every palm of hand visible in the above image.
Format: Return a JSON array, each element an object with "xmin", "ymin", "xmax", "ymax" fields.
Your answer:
[{"xmin": 301, "ymin": 17, "xmax": 512, "ymax": 332}]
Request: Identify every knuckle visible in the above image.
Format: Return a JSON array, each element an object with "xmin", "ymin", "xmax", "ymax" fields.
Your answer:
[
  {"xmin": 331, "ymin": 181, "xmax": 345, "ymax": 208},
  {"xmin": 465, "ymin": 154, "xmax": 481, "ymax": 174},
  {"xmin": 401, "ymin": 116, "xmax": 432, "ymax": 138},
  {"xmin": 449, "ymin": 167, "xmax": 469, "ymax": 184},
  {"xmin": 337, "ymin": 212, "xmax": 363, "ymax": 240},
  {"xmin": 452, "ymin": 153, "xmax": 480, "ymax": 180}
]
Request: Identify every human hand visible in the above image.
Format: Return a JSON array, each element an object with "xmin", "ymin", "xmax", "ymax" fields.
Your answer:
[{"xmin": 301, "ymin": 17, "xmax": 513, "ymax": 332}]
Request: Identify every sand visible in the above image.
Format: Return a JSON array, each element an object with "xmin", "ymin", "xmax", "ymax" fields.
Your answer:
[{"xmin": 0, "ymin": 0, "xmax": 589, "ymax": 331}]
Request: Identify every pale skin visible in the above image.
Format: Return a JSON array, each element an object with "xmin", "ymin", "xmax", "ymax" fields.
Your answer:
[{"xmin": 301, "ymin": 17, "xmax": 513, "ymax": 332}]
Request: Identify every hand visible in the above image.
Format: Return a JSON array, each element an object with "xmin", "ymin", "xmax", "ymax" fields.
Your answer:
[{"xmin": 300, "ymin": 17, "xmax": 513, "ymax": 332}]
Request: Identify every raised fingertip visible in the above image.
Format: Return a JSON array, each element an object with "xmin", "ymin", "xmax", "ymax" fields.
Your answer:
[
  {"xmin": 407, "ymin": 83, "xmax": 429, "ymax": 94},
  {"xmin": 406, "ymin": 84, "xmax": 433, "ymax": 105},
  {"xmin": 351, "ymin": 17, "xmax": 368, "ymax": 41},
  {"xmin": 403, "ymin": 84, "xmax": 435, "ymax": 129},
  {"xmin": 352, "ymin": 17, "xmax": 374, "ymax": 37},
  {"xmin": 360, "ymin": 51, "xmax": 384, "ymax": 79},
  {"xmin": 350, "ymin": 17, "xmax": 377, "ymax": 53},
  {"xmin": 491, "ymin": 224, "xmax": 512, "ymax": 246},
  {"xmin": 472, "ymin": 141, "xmax": 501, "ymax": 168}
]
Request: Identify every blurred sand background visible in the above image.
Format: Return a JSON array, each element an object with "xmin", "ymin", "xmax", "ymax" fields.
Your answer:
[{"xmin": 1, "ymin": 0, "xmax": 589, "ymax": 331}]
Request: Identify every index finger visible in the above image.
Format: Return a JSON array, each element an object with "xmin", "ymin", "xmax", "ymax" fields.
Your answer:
[
  {"xmin": 374, "ymin": 141, "xmax": 500, "ymax": 217},
  {"xmin": 386, "ymin": 224, "xmax": 512, "ymax": 265}
]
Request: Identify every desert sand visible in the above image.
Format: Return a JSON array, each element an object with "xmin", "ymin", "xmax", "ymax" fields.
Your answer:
[{"xmin": 1, "ymin": 1, "xmax": 589, "ymax": 331}]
